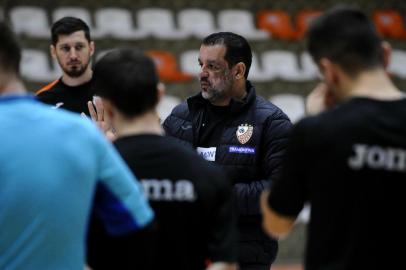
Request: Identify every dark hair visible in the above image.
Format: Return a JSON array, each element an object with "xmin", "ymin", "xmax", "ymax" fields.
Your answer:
[
  {"xmin": 307, "ymin": 6, "xmax": 384, "ymax": 77},
  {"xmin": 51, "ymin": 17, "xmax": 91, "ymax": 45},
  {"xmin": 0, "ymin": 21, "xmax": 21, "ymax": 75},
  {"xmin": 93, "ymin": 49, "xmax": 159, "ymax": 117},
  {"xmin": 202, "ymin": 32, "xmax": 252, "ymax": 78}
]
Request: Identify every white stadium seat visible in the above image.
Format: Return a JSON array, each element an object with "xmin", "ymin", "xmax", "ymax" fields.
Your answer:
[
  {"xmin": 178, "ymin": 9, "xmax": 217, "ymax": 38},
  {"xmin": 218, "ymin": 10, "xmax": 269, "ymax": 40},
  {"xmin": 95, "ymin": 8, "xmax": 146, "ymax": 39},
  {"xmin": 21, "ymin": 49, "xmax": 60, "ymax": 82},
  {"xmin": 10, "ymin": 6, "xmax": 49, "ymax": 38},
  {"xmin": 262, "ymin": 50, "xmax": 306, "ymax": 81},
  {"xmin": 137, "ymin": 8, "xmax": 187, "ymax": 39},
  {"xmin": 248, "ymin": 53, "xmax": 269, "ymax": 82},
  {"xmin": 389, "ymin": 49, "xmax": 406, "ymax": 78},
  {"xmin": 179, "ymin": 50, "xmax": 200, "ymax": 76},
  {"xmin": 158, "ymin": 95, "xmax": 182, "ymax": 122},
  {"xmin": 53, "ymin": 7, "xmax": 101, "ymax": 38},
  {"xmin": 270, "ymin": 94, "xmax": 305, "ymax": 123}
]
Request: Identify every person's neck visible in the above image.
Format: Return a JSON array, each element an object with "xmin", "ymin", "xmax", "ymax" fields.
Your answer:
[
  {"xmin": 113, "ymin": 110, "xmax": 164, "ymax": 138},
  {"xmin": 0, "ymin": 76, "xmax": 26, "ymax": 96},
  {"xmin": 341, "ymin": 69, "xmax": 403, "ymax": 101},
  {"xmin": 61, "ymin": 68, "xmax": 92, "ymax": 87}
]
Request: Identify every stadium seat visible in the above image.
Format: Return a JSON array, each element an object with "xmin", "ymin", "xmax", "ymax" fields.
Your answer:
[
  {"xmin": 257, "ymin": 10, "xmax": 296, "ymax": 40},
  {"xmin": 373, "ymin": 10, "xmax": 406, "ymax": 39},
  {"xmin": 262, "ymin": 50, "xmax": 305, "ymax": 81},
  {"xmin": 178, "ymin": 8, "xmax": 217, "ymax": 38},
  {"xmin": 179, "ymin": 50, "xmax": 200, "ymax": 76},
  {"xmin": 249, "ymin": 53, "xmax": 269, "ymax": 82},
  {"xmin": 53, "ymin": 7, "xmax": 101, "ymax": 38},
  {"xmin": 388, "ymin": 49, "xmax": 406, "ymax": 79},
  {"xmin": 294, "ymin": 10, "xmax": 322, "ymax": 39},
  {"xmin": 95, "ymin": 8, "xmax": 146, "ymax": 39},
  {"xmin": 21, "ymin": 49, "xmax": 60, "ymax": 82},
  {"xmin": 146, "ymin": 50, "xmax": 192, "ymax": 82},
  {"xmin": 300, "ymin": 52, "xmax": 319, "ymax": 80},
  {"xmin": 10, "ymin": 6, "xmax": 50, "ymax": 38},
  {"xmin": 137, "ymin": 8, "xmax": 187, "ymax": 39},
  {"xmin": 218, "ymin": 9, "xmax": 269, "ymax": 40},
  {"xmin": 158, "ymin": 94, "xmax": 182, "ymax": 122},
  {"xmin": 270, "ymin": 93, "xmax": 305, "ymax": 123}
]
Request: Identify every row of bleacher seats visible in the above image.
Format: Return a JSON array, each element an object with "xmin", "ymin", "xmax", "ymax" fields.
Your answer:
[
  {"xmin": 21, "ymin": 48, "xmax": 406, "ymax": 83},
  {"xmin": 7, "ymin": 6, "xmax": 406, "ymax": 40}
]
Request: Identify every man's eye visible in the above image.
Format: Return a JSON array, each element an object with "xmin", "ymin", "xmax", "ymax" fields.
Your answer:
[
  {"xmin": 61, "ymin": 46, "xmax": 70, "ymax": 52},
  {"xmin": 75, "ymin": 45, "xmax": 84, "ymax": 50}
]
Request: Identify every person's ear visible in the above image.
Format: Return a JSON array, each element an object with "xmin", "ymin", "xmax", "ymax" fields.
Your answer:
[
  {"xmin": 89, "ymin": 41, "xmax": 95, "ymax": 57},
  {"xmin": 381, "ymin": 41, "xmax": 391, "ymax": 70},
  {"xmin": 101, "ymin": 98, "xmax": 114, "ymax": 120},
  {"xmin": 234, "ymin": 62, "xmax": 246, "ymax": 80},
  {"xmin": 157, "ymin": 82, "xmax": 166, "ymax": 104},
  {"xmin": 319, "ymin": 58, "xmax": 339, "ymax": 86},
  {"xmin": 50, "ymin": 45, "xmax": 57, "ymax": 60}
]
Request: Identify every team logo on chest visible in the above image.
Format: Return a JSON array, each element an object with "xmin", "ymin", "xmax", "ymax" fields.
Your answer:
[{"xmin": 236, "ymin": 124, "xmax": 253, "ymax": 144}]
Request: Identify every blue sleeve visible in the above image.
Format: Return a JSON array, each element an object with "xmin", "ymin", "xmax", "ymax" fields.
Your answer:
[{"xmin": 94, "ymin": 136, "xmax": 154, "ymax": 236}]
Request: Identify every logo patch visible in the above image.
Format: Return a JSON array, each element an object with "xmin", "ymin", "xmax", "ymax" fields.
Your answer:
[
  {"xmin": 197, "ymin": 147, "xmax": 216, "ymax": 162},
  {"xmin": 236, "ymin": 124, "xmax": 253, "ymax": 144},
  {"xmin": 229, "ymin": 146, "xmax": 256, "ymax": 154}
]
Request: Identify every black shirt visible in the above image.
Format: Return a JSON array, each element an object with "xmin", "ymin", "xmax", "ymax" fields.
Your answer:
[
  {"xmin": 87, "ymin": 134, "xmax": 237, "ymax": 270},
  {"xmin": 198, "ymin": 102, "xmax": 231, "ymax": 147},
  {"xmin": 269, "ymin": 97, "xmax": 406, "ymax": 270},
  {"xmin": 36, "ymin": 77, "xmax": 95, "ymax": 115}
]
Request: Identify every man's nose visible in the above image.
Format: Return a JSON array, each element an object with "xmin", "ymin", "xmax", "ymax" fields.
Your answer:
[
  {"xmin": 199, "ymin": 66, "xmax": 209, "ymax": 79},
  {"xmin": 69, "ymin": 48, "xmax": 78, "ymax": 59}
]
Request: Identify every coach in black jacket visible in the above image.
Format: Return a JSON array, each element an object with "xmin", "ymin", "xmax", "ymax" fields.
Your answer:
[{"xmin": 163, "ymin": 32, "xmax": 292, "ymax": 270}]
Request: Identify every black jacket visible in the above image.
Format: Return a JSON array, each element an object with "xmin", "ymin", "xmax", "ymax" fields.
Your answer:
[{"xmin": 163, "ymin": 81, "xmax": 292, "ymax": 265}]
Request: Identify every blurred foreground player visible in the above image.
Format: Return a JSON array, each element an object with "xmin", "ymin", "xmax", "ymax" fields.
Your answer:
[
  {"xmin": 262, "ymin": 6, "xmax": 406, "ymax": 270},
  {"xmin": 0, "ymin": 21, "xmax": 153, "ymax": 269},
  {"xmin": 87, "ymin": 48, "xmax": 237, "ymax": 270}
]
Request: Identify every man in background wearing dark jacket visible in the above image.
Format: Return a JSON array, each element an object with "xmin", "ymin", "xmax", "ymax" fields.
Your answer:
[{"xmin": 163, "ymin": 32, "xmax": 292, "ymax": 270}]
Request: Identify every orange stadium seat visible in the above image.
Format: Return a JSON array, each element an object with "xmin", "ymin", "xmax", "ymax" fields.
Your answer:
[
  {"xmin": 257, "ymin": 10, "xmax": 296, "ymax": 40},
  {"xmin": 373, "ymin": 10, "xmax": 406, "ymax": 39},
  {"xmin": 146, "ymin": 50, "xmax": 193, "ymax": 82},
  {"xmin": 294, "ymin": 10, "xmax": 322, "ymax": 39}
]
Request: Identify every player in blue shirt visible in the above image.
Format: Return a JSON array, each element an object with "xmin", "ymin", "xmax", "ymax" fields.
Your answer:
[{"xmin": 0, "ymin": 21, "xmax": 154, "ymax": 270}]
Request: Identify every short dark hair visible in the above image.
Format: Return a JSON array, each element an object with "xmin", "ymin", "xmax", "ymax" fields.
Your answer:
[
  {"xmin": 0, "ymin": 21, "xmax": 21, "ymax": 76},
  {"xmin": 93, "ymin": 49, "xmax": 159, "ymax": 117},
  {"xmin": 51, "ymin": 17, "xmax": 91, "ymax": 45},
  {"xmin": 307, "ymin": 6, "xmax": 384, "ymax": 77},
  {"xmin": 202, "ymin": 32, "xmax": 252, "ymax": 78}
]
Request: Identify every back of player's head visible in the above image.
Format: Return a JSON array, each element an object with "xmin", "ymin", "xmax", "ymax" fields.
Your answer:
[
  {"xmin": 51, "ymin": 17, "xmax": 91, "ymax": 45},
  {"xmin": 0, "ymin": 21, "xmax": 21, "ymax": 76},
  {"xmin": 202, "ymin": 32, "xmax": 252, "ymax": 78},
  {"xmin": 307, "ymin": 6, "xmax": 384, "ymax": 77},
  {"xmin": 93, "ymin": 48, "xmax": 159, "ymax": 117}
]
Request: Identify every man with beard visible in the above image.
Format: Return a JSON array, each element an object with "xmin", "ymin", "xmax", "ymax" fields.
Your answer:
[
  {"xmin": 163, "ymin": 32, "xmax": 292, "ymax": 270},
  {"xmin": 36, "ymin": 17, "xmax": 95, "ymax": 115}
]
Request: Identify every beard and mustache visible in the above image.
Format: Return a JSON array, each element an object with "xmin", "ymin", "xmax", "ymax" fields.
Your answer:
[{"xmin": 63, "ymin": 60, "xmax": 89, "ymax": 78}]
